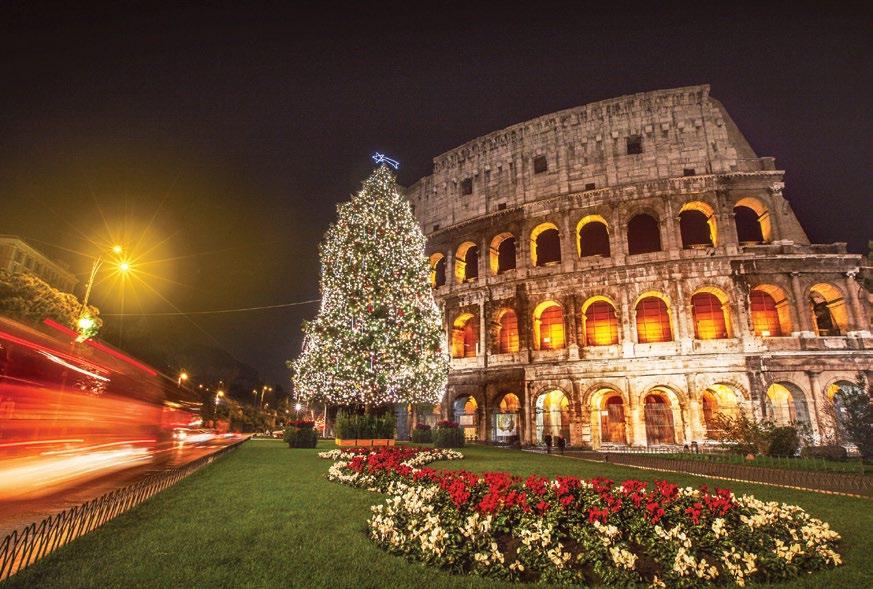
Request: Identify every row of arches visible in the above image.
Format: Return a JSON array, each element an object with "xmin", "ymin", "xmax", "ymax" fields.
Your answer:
[
  {"xmin": 429, "ymin": 198, "xmax": 773, "ymax": 286},
  {"xmin": 450, "ymin": 282, "xmax": 850, "ymax": 358},
  {"xmin": 450, "ymin": 378, "xmax": 857, "ymax": 447}
]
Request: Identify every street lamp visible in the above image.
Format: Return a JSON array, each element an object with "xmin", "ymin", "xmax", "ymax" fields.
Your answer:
[
  {"xmin": 178, "ymin": 371, "xmax": 189, "ymax": 387},
  {"xmin": 215, "ymin": 389, "xmax": 225, "ymax": 405},
  {"xmin": 76, "ymin": 244, "xmax": 129, "ymax": 340}
]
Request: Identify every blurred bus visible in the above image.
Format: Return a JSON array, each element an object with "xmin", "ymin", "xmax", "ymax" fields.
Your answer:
[{"xmin": 0, "ymin": 316, "xmax": 203, "ymax": 500}]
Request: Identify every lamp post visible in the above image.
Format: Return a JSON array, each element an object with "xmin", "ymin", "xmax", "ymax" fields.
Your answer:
[
  {"xmin": 76, "ymin": 244, "xmax": 129, "ymax": 340},
  {"xmin": 178, "ymin": 371, "xmax": 189, "ymax": 387}
]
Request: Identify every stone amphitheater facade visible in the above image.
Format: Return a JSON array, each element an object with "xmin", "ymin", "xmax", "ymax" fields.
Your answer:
[{"xmin": 402, "ymin": 84, "xmax": 873, "ymax": 449}]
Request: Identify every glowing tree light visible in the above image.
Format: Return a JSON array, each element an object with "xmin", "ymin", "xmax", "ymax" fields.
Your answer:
[{"xmin": 291, "ymin": 164, "xmax": 449, "ymax": 408}]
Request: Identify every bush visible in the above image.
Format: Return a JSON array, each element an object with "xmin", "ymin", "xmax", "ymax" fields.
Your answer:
[
  {"xmin": 411, "ymin": 423, "xmax": 432, "ymax": 443},
  {"xmin": 284, "ymin": 424, "xmax": 317, "ymax": 448},
  {"xmin": 433, "ymin": 423, "xmax": 464, "ymax": 448},
  {"xmin": 835, "ymin": 381, "xmax": 873, "ymax": 460},
  {"xmin": 334, "ymin": 412, "xmax": 394, "ymax": 440},
  {"xmin": 767, "ymin": 426, "xmax": 800, "ymax": 457},
  {"xmin": 800, "ymin": 445, "xmax": 848, "ymax": 461}
]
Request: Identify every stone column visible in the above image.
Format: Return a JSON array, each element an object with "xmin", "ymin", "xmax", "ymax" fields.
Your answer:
[
  {"xmin": 790, "ymin": 272, "xmax": 814, "ymax": 335},
  {"xmin": 619, "ymin": 288, "xmax": 635, "ymax": 357},
  {"xmin": 673, "ymin": 281, "xmax": 693, "ymax": 352},
  {"xmin": 478, "ymin": 300, "xmax": 487, "ymax": 361},
  {"xmin": 626, "ymin": 379, "xmax": 646, "ymax": 446},
  {"xmin": 564, "ymin": 294, "xmax": 580, "ymax": 359},
  {"xmin": 685, "ymin": 373, "xmax": 704, "ymax": 442},
  {"xmin": 845, "ymin": 271, "xmax": 870, "ymax": 335},
  {"xmin": 805, "ymin": 371, "xmax": 824, "ymax": 443}
]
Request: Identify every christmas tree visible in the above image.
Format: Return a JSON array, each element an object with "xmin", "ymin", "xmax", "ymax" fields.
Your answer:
[{"xmin": 291, "ymin": 163, "xmax": 448, "ymax": 408}]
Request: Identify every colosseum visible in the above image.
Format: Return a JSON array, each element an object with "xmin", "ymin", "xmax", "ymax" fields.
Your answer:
[{"xmin": 401, "ymin": 84, "xmax": 873, "ymax": 449}]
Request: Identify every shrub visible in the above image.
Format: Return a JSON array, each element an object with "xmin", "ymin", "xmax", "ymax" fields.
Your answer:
[
  {"xmin": 334, "ymin": 412, "xmax": 394, "ymax": 440},
  {"xmin": 433, "ymin": 422, "xmax": 464, "ymax": 448},
  {"xmin": 767, "ymin": 426, "xmax": 800, "ymax": 457},
  {"xmin": 800, "ymin": 445, "xmax": 848, "ymax": 461},
  {"xmin": 835, "ymin": 381, "xmax": 873, "ymax": 460},
  {"xmin": 411, "ymin": 423, "xmax": 432, "ymax": 443},
  {"xmin": 284, "ymin": 424, "xmax": 317, "ymax": 448}
]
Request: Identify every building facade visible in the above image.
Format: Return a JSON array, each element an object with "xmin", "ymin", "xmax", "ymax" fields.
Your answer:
[
  {"xmin": 404, "ymin": 85, "xmax": 873, "ymax": 448},
  {"xmin": 0, "ymin": 235, "xmax": 78, "ymax": 293}
]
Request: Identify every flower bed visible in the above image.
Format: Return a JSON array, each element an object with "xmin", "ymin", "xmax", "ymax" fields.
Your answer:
[{"xmin": 321, "ymin": 447, "xmax": 842, "ymax": 587}]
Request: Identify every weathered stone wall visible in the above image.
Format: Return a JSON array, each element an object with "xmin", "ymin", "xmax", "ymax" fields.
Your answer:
[{"xmin": 406, "ymin": 85, "xmax": 873, "ymax": 449}]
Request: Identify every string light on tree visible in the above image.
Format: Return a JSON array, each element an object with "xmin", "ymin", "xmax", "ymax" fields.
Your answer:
[{"xmin": 290, "ymin": 162, "xmax": 448, "ymax": 408}]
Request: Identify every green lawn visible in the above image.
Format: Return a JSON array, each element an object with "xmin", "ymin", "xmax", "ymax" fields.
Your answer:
[{"xmin": 4, "ymin": 440, "xmax": 872, "ymax": 589}]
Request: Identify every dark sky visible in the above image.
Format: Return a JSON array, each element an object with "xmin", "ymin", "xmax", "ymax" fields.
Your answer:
[{"xmin": 1, "ymin": 1, "xmax": 871, "ymax": 385}]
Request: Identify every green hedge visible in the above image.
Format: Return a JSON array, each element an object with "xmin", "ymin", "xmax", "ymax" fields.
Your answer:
[
  {"xmin": 334, "ymin": 412, "xmax": 396, "ymax": 440},
  {"xmin": 284, "ymin": 426, "xmax": 318, "ymax": 448},
  {"xmin": 433, "ymin": 425, "xmax": 464, "ymax": 448},
  {"xmin": 411, "ymin": 426, "xmax": 432, "ymax": 443}
]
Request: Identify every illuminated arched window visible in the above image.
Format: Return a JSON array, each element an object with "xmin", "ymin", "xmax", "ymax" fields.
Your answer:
[
  {"xmin": 451, "ymin": 313, "xmax": 478, "ymax": 358},
  {"xmin": 531, "ymin": 223, "xmax": 561, "ymax": 266},
  {"xmin": 496, "ymin": 309, "xmax": 519, "ymax": 354},
  {"xmin": 577, "ymin": 215, "xmax": 610, "ymax": 258},
  {"xmin": 454, "ymin": 242, "xmax": 479, "ymax": 283},
  {"xmin": 428, "ymin": 253, "xmax": 446, "ymax": 288},
  {"xmin": 809, "ymin": 283, "xmax": 847, "ymax": 337},
  {"xmin": 750, "ymin": 290, "xmax": 782, "ymax": 336},
  {"xmin": 635, "ymin": 296, "xmax": 672, "ymax": 343},
  {"xmin": 533, "ymin": 302, "xmax": 565, "ymax": 350},
  {"xmin": 489, "ymin": 233, "xmax": 516, "ymax": 275},
  {"xmin": 679, "ymin": 201, "xmax": 717, "ymax": 249},
  {"xmin": 584, "ymin": 300, "xmax": 619, "ymax": 346},
  {"xmin": 735, "ymin": 197, "xmax": 771, "ymax": 243},
  {"xmin": 498, "ymin": 393, "xmax": 520, "ymax": 413},
  {"xmin": 627, "ymin": 214, "xmax": 661, "ymax": 255},
  {"xmin": 691, "ymin": 292, "xmax": 729, "ymax": 340}
]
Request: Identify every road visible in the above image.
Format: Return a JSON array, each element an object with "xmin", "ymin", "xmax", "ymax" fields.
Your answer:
[{"xmin": 0, "ymin": 438, "xmax": 241, "ymax": 539}]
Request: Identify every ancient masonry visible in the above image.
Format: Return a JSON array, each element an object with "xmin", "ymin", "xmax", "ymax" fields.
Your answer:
[{"xmin": 402, "ymin": 84, "xmax": 873, "ymax": 449}]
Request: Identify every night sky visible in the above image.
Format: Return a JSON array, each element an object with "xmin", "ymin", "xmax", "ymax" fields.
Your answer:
[{"xmin": 1, "ymin": 2, "xmax": 871, "ymax": 385}]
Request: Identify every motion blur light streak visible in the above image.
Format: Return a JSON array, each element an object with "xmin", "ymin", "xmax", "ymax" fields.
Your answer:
[{"xmin": 0, "ymin": 316, "xmax": 206, "ymax": 501}]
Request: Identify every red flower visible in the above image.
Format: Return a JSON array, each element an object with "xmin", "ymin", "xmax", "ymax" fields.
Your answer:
[
  {"xmin": 535, "ymin": 500, "xmax": 550, "ymax": 513},
  {"xmin": 524, "ymin": 475, "xmax": 549, "ymax": 496},
  {"xmin": 587, "ymin": 506, "xmax": 609, "ymax": 523}
]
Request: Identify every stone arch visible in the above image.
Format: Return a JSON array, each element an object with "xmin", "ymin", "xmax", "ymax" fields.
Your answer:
[
  {"xmin": 454, "ymin": 241, "xmax": 479, "ymax": 283},
  {"xmin": 809, "ymin": 283, "xmax": 848, "ymax": 336},
  {"xmin": 428, "ymin": 252, "xmax": 446, "ymax": 288},
  {"xmin": 450, "ymin": 312, "xmax": 478, "ymax": 358},
  {"xmin": 634, "ymin": 292, "xmax": 673, "ymax": 343},
  {"xmin": 642, "ymin": 385, "xmax": 685, "ymax": 445},
  {"xmin": 489, "ymin": 232, "xmax": 516, "ymax": 275},
  {"xmin": 576, "ymin": 214, "xmax": 611, "ymax": 258},
  {"xmin": 493, "ymin": 307, "xmax": 520, "ymax": 354},
  {"xmin": 823, "ymin": 378, "xmax": 862, "ymax": 442},
  {"xmin": 530, "ymin": 222, "xmax": 561, "ymax": 266},
  {"xmin": 532, "ymin": 300, "xmax": 565, "ymax": 350},
  {"xmin": 699, "ymin": 383, "xmax": 743, "ymax": 439},
  {"xmin": 534, "ymin": 387, "xmax": 571, "ymax": 444},
  {"xmin": 690, "ymin": 286, "xmax": 732, "ymax": 339},
  {"xmin": 580, "ymin": 295, "xmax": 620, "ymax": 346},
  {"xmin": 492, "ymin": 392, "xmax": 522, "ymax": 442},
  {"xmin": 765, "ymin": 381, "xmax": 811, "ymax": 426},
  {"xmin": 679, "ymin": 200, "xmax": 717, "ymax": 248},
  {"xmin": 749, "ymin": 284, "xmax": 792, "ymax": 336},
  {"xmin": 626, "ymin": 212, "xmax": 662, "ymax": 255},
  {"xmin": 452, "ymin": 393, "xmax": 481, "ymax": 441},
  {"xmin": 588, "ymin": 385, "xmax": 628, "ymax": 447},
  {"xmin": 734, "ymin": 196, "xmax": 772, "ymax": 243}
]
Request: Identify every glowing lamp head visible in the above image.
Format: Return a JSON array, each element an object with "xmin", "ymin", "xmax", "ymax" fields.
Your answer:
[
  {"xmin": 118, "ymin": 261, "xmax": 131, "ymax": 272},
  {"xmin": 112, "ymin": 244, "xmax": 123, "ymax": 254},
  {"xmin": 77, "ymin": 316, "xmax": 96, "ymax": 331},
  {"xmin": 217, "ymin": 390, "xmax": 225, "ymax": 397},
  {"xmin": 294, "ymin": 402, "xmax": 302, "ymax": 412},
  {"xmin": 179, "ymin": 371, "xmax": 189, "ymax": 381}
]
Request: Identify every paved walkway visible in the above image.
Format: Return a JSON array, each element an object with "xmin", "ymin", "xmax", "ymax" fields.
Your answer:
[{"xmin": 524, "ymin": 449, "xmax": 872, "ymax": 498}]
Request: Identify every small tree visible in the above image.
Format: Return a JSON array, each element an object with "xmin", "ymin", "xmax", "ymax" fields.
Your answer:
[
  {"xmin": 709, "ymin": 411, "xmax": 773, "ymax": 454},
  {"xmin": 0, "ymin": 270, "xmax": 101, "ymax": 331},
  {"xmin": 835, "ymin": 379, "xmax": 873, "ymax": 461}
]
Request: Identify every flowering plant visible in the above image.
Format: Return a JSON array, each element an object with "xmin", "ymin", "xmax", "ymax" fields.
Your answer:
[
  {"xmin": 435, "ymin": 420, "xmax": 459, "ymax": 428},
  {"xmin": 321, "ymin": 447, "xmax": 842, "ymax": 587},
  {"xmin": 414, "ymin": 423, "xmax": 432, "ymax": 431},
  {"xmin": 286, "ymin": 420, "xmax": 315, "ymax": 429}
]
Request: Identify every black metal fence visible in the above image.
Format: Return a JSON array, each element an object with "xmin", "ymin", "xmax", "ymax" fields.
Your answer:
[
  {"xmin": 0, "ymin": 439, "xmax": 246, "ymax": 582},
  {"xmin": 565, "ymin": 450, "xmax": 872, "ymax": 497}
]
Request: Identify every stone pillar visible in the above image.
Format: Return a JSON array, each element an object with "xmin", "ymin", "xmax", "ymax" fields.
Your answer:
[
  {"xmin": 664, "ymin": 199, "xmax": 681, "ymax": 255},
  {"xmin": 565, "ymin": 294, "xmax": 580, "ymax": 359},
  {"xmin": 805, "ymin": 371, "xmax": 824, "ymax": 443},
  {"xmin": 790, "ymin": 272, "xmax": 814, "ymax": 335},
  {"xmin": 673, "ymin": 282, "xmax": 693, "ymax": 352},
  {"xmin": 845, "ymin": 271, "xmax": 870, "ymax": 335},
  {"xmin": 627, "ymin": 379, "xmax": 646, "ymax": 446},
  {"xmin": 524, "ymin": 380, "xmax": 536, "ymax": 445},
  {"xmin": 478, "ymin": 300, "xmax": 487, "ymax": 360},
  {"xmin": 619, "ymin": 288, "xmax": 635, "ymax": 357}
]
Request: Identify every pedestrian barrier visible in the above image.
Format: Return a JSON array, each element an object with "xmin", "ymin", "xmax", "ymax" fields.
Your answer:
[{"xmin": 0, "ymin": 438, "xmax": 247, "ymax": 581}]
